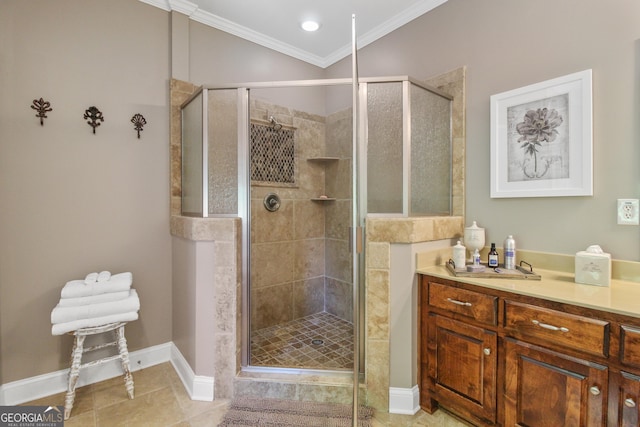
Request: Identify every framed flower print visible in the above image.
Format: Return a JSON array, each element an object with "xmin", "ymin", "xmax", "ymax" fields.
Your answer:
[{"xmin": 490, "ymin": 69, "xmax": 593, "ymax": 198}]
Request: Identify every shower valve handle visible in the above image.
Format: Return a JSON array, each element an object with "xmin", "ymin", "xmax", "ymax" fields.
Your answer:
[{"xmin": 263, "ymin": 193, "xmax": 281, "ymax": 212}]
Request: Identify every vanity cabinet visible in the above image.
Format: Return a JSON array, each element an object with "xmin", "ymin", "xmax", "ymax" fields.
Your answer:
[{"xmin": 419, "ymin": 273, "xmax": 640, "ymax": 427}]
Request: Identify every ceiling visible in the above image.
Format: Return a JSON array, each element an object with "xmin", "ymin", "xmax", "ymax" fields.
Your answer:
[{"xmin": 140, "ymin": 0, "xmax": 448, "ymax": 68}]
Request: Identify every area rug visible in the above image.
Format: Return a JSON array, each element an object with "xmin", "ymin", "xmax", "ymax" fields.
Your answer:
[{"xmin": 218, "ymin": 396, "xmax": 374, "ymax": 426}]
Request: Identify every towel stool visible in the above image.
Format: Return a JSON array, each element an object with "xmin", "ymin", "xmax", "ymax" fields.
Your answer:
[{"xmin": 64, "ymin": 322, "xmax": 134, "ymax": 420}]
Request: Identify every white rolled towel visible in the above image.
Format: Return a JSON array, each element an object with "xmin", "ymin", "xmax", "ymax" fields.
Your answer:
[
  {"xmin": 84, "ymin": 272, "xmax": 99, "ymax": 285},
  {"xmin": 51, "ymin": 311, "xmax": 139, "ymax": 336},
  {"xmin": 97, "ymin": 271, "xmax": 111, "ymax": 282},
  {"xmin": 57, "ymin": 291, "xmax": 131, "ymax": 307},
  {"xmin": 61, "ymin": 272, "xmax": 132, "ymax": 299},
  {"xmin": 52, "ymin": 289, "xmax": 139, "ymax": 324}
]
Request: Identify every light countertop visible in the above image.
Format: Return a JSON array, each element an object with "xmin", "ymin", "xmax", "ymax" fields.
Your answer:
[{"xmin": 417, "ymin": 265, "xmax": 640, "ymax": 319}]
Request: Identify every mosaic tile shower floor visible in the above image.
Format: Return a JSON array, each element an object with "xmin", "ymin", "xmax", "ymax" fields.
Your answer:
[{"xmin": 250, "ymin": 312, "xmax": 354, "ymax": 370}]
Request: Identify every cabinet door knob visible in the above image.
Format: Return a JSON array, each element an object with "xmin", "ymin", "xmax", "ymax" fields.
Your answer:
[
  {"xmin": 625, "ymin": 398, "xmax": 636, "ymax": 408},
  {"xmin": 483, "ymin": 348, "xmax": 491, "ymax": 356},
  {"xmin": 589, "ymin": 386, "xmax": 601, "ymax": 396}
]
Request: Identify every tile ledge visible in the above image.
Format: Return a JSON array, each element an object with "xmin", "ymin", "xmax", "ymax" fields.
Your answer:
[
  {"xmin": 170, "ymin": 215, "xmax": 240, "ymax": 241},
  {"xmin": 366, "ymin": 216, "xmax": 463, "ymax": 243}
]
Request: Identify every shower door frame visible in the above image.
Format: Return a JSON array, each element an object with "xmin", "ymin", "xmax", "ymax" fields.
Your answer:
[
  {"xmin": 359, "ymin": 78, "xmax": 453, "ymax": 218},
  {"xmin": 226, "ymin": 78, "xmax": 360, "ymax": 373}
]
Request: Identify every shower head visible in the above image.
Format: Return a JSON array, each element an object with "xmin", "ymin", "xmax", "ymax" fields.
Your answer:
[{"xmin": 269, "ymin": 116, "xmax": 283, "ymax": 132}]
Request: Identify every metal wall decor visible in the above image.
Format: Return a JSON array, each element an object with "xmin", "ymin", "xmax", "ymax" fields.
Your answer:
[
  {"xmin": 31, "ymin": 98, "xmax": 53, "ymax": 125},
  {"xmin": 28, "ymin": 101, "xmax": 146, "ymax": 139},
  {"xmin": 84, "ymin": 106, "xmax": 104, "ymax": 134},
  {"xmin": 130, "ymin": 113, "xmax": 146, "ymax": 138}
]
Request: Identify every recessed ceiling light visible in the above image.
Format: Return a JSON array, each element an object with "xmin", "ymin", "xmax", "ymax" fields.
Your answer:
[{"xmin": 301, "ymin": 20, "xmax": 320, "ymax": 32}]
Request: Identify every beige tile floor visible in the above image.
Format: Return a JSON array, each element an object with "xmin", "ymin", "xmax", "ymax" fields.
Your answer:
[{"xmin": 23, "ymin": 362, "xmax": 470, "ymax": 426}]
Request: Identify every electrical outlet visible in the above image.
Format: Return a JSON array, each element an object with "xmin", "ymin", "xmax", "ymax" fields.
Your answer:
[{"xmin": 617, "ymin": 199, "xmax": 639, "ymax": 225}]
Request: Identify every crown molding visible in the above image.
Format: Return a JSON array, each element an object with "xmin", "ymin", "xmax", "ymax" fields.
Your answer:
[
  {"xmin": 189, "ymin": 8, "xmax": 327, "ymax": 68},
  {"xmin": 169, "ymin": 0, "xmax": 198, "ymax": 16},
  {"xmin": 139, "ymin": 0, "xmax": 447, "ymax": 69},
  {"xmin": 138, "ymin": 0, "xmax": 170, "ymax": 12},
  {"xmin": 360, "ymin": 0, "xmax": 448, "ymax": 49}
]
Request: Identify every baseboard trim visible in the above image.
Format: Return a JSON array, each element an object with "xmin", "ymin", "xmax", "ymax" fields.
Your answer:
[
  {"xmin": 0, "ymin": 342, "xmax": 214, "ymax": 405},
  {"xmin": 0, "ymin": 342, "xmax": 172, "ymax": 406},
  {"xmin": 169, "ymin": 344, "xmax": 214, "ymax": 401},
  {"xmin": 389, "ymin": 385, "xmax": 420, "ymax": 415}
]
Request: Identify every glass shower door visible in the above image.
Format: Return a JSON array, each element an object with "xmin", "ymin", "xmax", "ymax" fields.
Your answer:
[{"xmin": 245, "ymin": 83, "xmax": 358, "ymax": 374}]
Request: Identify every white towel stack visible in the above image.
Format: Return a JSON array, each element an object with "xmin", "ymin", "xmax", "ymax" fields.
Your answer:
[{"xmin": 51, "ymin": 271, "xmax": 140, "ymax": 335}]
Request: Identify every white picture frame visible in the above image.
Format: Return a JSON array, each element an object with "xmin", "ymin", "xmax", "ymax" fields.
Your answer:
[{"xmin": 490, "ymin": 69, "xmax": 593, "ymax": 198}]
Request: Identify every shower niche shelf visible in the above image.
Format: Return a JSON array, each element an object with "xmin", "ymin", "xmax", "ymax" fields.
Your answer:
[
  {"xmin": 308, "ymin": 158, "xmax": 338, "ymax": 202},
  {"xmin": 307, "ymin": 157, "xmax": 339, "ymax": 162},
  {"xmin": 311, "ymin": 197, "xmax": 336, "ymax": 202}
]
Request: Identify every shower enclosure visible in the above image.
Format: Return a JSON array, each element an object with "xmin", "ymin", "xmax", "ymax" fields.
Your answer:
[{"xmin": 180, "ymin": 77, "xmax": 452, "ymax": 374}]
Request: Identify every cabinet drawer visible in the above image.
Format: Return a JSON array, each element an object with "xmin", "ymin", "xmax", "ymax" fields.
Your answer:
[
  {"xmin": 428, "ymin": 282, "xmax": 497, "ymax": 326},
  {"xmin": 620, "ymin": 325, "xmax": 640, "ymax": 368},
  {"xmin": 504, "ymin": 300, "xmax": 609, "ymax": 357}
]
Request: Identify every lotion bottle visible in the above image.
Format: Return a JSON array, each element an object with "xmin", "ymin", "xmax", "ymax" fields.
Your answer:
[{"xmin": 453, "ymin": 241, "xmax": 466, "ymax": 270}]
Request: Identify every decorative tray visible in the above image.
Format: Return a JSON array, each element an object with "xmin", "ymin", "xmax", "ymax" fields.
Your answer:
[{"xmin": 446, "ymin": 259, "xmax": 542, "ymax": 280}]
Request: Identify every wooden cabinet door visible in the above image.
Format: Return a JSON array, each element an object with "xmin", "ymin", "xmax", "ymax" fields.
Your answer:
[
  {"xmin": 504, "ymin": 338, "xmax": 608, "ymax": 427},
  {"xmin": 428, "ymin": 313, "xmax": 497, "ymax": 424},
  {"xmin": 610, "ymin": 371, "xmax": 640, "ymax": 427}
]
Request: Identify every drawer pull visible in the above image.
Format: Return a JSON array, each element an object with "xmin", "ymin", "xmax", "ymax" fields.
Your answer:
[
  {"xmin": 625, "ymin": 398, "xmax": 636, "ymax": 408},
  {"xmin": 483, "ymin": 348, "xmax": 491, "ymax": 356},
  {"xmin": 589, "ymin": 386, "xmax": 601, "ymax": 396},
  {"xmin": 532, "ymin": 319, "xmax": 569, "ymax": 333},
  {"xmin": 446, "ymin": 297, "xmax": 472, "ymax": 307}
]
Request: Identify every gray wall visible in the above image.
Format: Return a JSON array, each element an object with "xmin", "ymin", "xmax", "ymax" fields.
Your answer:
[
  {"xmin": 0, "ymin": 0, "xmax": 172, "ymax": 384},
  {"xmin": 328, "ymin": 0, "xmax": 640, "ymax": 260}
]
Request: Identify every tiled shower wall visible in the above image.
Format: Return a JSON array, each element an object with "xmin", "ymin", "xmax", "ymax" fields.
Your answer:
[
  {"xmin": 250, "ymin": 99, "xmax": 353, "ymax": 331},
  {"xmin": 323, "ymin": 108, "xmax": 353, "ymax": 322}
]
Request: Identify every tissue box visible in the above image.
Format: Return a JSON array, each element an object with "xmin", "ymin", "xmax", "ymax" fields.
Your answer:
[{"xmin": 575, "ymin": 250, "xmax": 611, "ymax": 287}]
